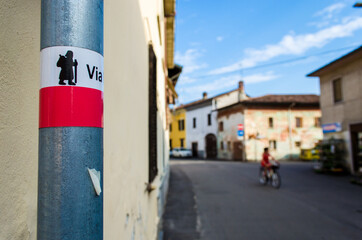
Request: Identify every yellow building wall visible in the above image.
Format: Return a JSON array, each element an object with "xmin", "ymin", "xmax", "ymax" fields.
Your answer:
[{"xmin": 170, "ymin": 108, "xmax": 186, "ymax": 148}]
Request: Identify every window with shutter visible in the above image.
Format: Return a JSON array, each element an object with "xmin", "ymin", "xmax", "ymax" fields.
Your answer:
[{"xmin": 148, "ymin": 45, "xmax": 158, "ymax": 183}]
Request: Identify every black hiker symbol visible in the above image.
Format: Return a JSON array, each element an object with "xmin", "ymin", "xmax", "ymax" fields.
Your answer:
[{"xmin": 57, "ymin": 50, "xmax": 78, "ymax": 85}]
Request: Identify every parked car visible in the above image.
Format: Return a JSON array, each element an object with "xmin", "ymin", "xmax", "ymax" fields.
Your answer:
[
  {"xmin": 170, "ymin": 148, "xmax": 192, "ymax": 158},
  {"xmin": 300, "ymin": 148, "xmax": 320, "ymax": 161}
]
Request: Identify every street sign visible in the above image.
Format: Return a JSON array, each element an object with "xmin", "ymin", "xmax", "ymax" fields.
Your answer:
[
  {"xmin": 40, "ymin": 46, "xmax": 104, "ymax": 128},
  {"xmin": 322, "ymin": 123, "xmax": 342, "ymax": 133},
  {"xmin": 237, "ymin": 124, "xmax": 244, "ymax": 137}
]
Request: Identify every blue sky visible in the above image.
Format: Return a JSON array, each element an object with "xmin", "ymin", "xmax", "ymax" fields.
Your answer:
[{"xmin": 174, "ymin": 0, "xmax": 362, "ymax": 104}]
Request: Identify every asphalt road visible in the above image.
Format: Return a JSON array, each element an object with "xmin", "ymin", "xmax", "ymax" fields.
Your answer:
[{"xmin": 162, "ymin": 159, "xmax": 362, "ymax": 240}]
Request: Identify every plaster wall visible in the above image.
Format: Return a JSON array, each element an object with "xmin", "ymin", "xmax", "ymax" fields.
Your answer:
[
  {"xmin": 213, "ymin": 89, "xmax": 248, "ymax": 111},
  {"xmin": 217, "ymin": 113, "xmax": 244, "ymax": 160},
  {"xmin": 0, "ymin": 0, "xmax": 170, "ymax": 239},
  {"xmin": 244, "ymin": 109, "xmax": 323, "ymax": 161},
  {"xmin": 0, "ymin": 0, "xmax": 40, "ymax": 239},
  {"xmin": 214, "ymin": 91, "xmax": 239, "ymax": 110},
  {"xmin": 104, "ymin": 0, "xmax": 170, "ymax": 239},
  {"xmin": 319, "ymin": 58, "xmax": 362, "ymax": 129},
  {"xmin": 318, "ymin": 58, "xmax": 362, "ymax": 173},
  {"xmin": 186, "ymin": 104, "xmax": 218, "ymax": 158}
]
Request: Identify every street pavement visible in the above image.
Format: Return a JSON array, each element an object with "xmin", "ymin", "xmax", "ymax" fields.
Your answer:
[{"xmin": 162, "ymin": 159, "xmax": 362, "ymax": 240}]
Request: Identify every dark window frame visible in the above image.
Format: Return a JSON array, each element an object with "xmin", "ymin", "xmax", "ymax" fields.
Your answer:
[
  {"xmin": 269, "ymin": 140, "xmax": 277, "ymax": 150},
  {"xmin": 208, "ymin": 114, "xmax": 212, "ymax": 126},
  {"xmin": 178, "ymin": 119, "xmax": 185, "ymax": 131},
  {"xmin": 193, "ymin": 117, "xmax": 196, "ymax": 128},
  {"xmin": 148, "ymin": 45, "xmax": 158, "ymax": 183},
  {"xmin": 219, "ymin": 121, "xmax": 224, "ymax": 132},
  {"xmin": 296, "ymin": 117, "xmax": 303, "ymax": 128},
  {"xmin": 315, "ymin": 117, "xmax": 321, "ymax": 127},
  {"xmin": 268, "ymin": 117, "xmax": 274, "ymax": 128},
  {"xmin": 333, "ymin": 78, "xmax": 343, "ymax": 103}
]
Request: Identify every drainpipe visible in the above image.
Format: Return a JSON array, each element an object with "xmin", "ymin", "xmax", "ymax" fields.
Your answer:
[
  {"xmin": 38, "ymin": 1, "xmax": 103, "ymax": 239},
  {"xmin": 288, "ymin": 102, "xmax": 295, "ymax": 160}
]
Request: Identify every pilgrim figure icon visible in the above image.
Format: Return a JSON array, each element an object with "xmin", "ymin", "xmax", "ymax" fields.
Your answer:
[{"xmin": 57, "ymin": 50, "xmax": 78, "ymax": 85}]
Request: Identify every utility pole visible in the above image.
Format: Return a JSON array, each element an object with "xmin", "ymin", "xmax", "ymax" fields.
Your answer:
[
  {"xmin": 288, "ymin": 103, "xmax": 295, "ymax": 160},
  {"xmin": 38, "ymin": 1, "xmax": 103, "ymax": 239}
]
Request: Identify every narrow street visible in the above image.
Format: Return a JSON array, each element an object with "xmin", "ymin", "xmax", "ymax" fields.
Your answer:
[{"xmin": 162, "ymin": 160, "xmax": 362, "ymax": 240}]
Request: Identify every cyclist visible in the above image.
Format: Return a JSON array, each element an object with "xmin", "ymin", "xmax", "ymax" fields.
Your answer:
[{"xmin": 261, "ymin": 147, "xmax": 278, "ymax": 176}]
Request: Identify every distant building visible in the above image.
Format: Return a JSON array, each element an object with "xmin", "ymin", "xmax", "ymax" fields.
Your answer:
[
  {"xmin": 169, "ymin": 108, "xmax": 186, "ymax": 149},
  {"xmin": 217, "ymin": 95, "xmax": 323, "ymax": 161},
  {"xmin": 213, "ymin": 81, "xmax": 248, "ymax": 110},
  {"xmin": 183, "ymin": 92, "xmax": 218, "ymax": 158},
  {"xmin": 308, "ymin": 46, "xmax": 362, "ymax": 174}
]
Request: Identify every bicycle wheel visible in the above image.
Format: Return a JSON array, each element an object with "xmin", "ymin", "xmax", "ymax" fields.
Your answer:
[
  {"xmin": 271, "ymin": 171, "xmax": 281, "ymax": 189},
  {"xmin": 259, "ymin": 169, "xmax": 267, "ymax": 185}
]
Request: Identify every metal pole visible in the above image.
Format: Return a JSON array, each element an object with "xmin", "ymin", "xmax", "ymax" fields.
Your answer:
[
  {"xmin": 38, "ymin": 1, "xmax": 103, "ymax": 239},
  {"xmin": 288, "ymin": 103, "xmax": 295, "ymax": 160}
]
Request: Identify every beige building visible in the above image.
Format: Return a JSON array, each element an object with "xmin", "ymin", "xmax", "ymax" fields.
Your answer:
[
  {"xmin": 308, "ymin": 46, "xmax": 362, "ymax": 174},
  {"xmin": 212, "ymin": 81, "xmax": 248, "ymax": 110},
  {"xmin": 0, "ymin": 0, "xmax": 178, "ymax": 239},
  {"xmin": 217, "ymin": 95, "xmax": 323, "ymax": 161}
]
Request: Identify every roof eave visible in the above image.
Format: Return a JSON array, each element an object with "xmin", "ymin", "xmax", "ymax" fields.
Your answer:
[
  {"xmin": 307, "ymin": 46, "xmax": 362, "ymax": 77},
  {"xmin": 164, "ymin": 0, "xmax": 176, "ymax": 69}
]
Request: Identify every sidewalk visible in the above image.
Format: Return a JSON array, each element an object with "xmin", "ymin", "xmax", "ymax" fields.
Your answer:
[{"xmin": 161, "ymin": 165, "xmax": 200, "ymax": 240}]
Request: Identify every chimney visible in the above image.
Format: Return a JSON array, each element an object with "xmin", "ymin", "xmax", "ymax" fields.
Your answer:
[
  {"xmin": 202, "ymin": 92, "xmax": 208, "ymax": 99},
  {"xmin": 238, "ymin": 81, "xmax": 245, "ymax": 102},
  {"xmin": 238, "ymin": 81, "xmax": 244, "ymax": 92}
]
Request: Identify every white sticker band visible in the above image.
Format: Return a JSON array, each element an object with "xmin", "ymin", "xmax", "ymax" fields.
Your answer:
[{"xmin": 41, "ymin": 46, "xmax": 104, "ymax": 91}]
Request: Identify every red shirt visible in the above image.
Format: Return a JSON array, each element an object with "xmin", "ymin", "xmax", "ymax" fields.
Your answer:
[{"xmin": 261, "ymin": 153, "xmax": 270, "ymax": 167}]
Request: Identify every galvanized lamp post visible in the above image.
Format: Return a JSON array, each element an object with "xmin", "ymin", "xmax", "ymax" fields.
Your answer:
[{"xmin": 38, "ymin": 1, "xmax": 103, "ymax": 239}]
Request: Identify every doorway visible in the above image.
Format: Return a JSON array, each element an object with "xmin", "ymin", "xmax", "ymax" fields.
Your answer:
[
  {"xmin": 205, "ymin": 134, "xmax": 217, "ymax": 159},
  {"xmin": 233, "ymin": 141, "xmax": 243, "ymax": 161},
  {"xmin": 350, "ymin": 123, "xmax": 362, "ymax": 173},
  {"xmin": 192, "ymin": 142, "xmax": 198, "ymax": 158}
]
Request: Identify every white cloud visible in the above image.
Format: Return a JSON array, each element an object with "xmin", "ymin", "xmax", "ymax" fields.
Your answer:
[
  {"xmin": 310, "ymin": 3, "xmax": 346, "ymax": 28},
  {"xmin": 183, "ymin": 75, "xmax": 240, "ymax": 98},
  {"xmin": 208, "ymin": 17, "xmax": 362, "ymax": 75},
  {"xmin": 216, "ymin": 36, "xmax": 224, "ymax": 42},
  {"xmin": 243, "ymin": 72, "xmax": 279, "ymax": 84},
  {"xmin": 183, "ymin": 72, "xmax": 278, "ymax": 99},
  {"xmin": 175, "ymin": 49, "xmax": 208, "ymax": 74},
  {"xmin": 315, "ymin": 3, "xmax": 345, "ymax": 19}
]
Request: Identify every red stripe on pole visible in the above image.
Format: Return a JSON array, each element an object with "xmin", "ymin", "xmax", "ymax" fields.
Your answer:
[{"xmin": 39, "ymin": 87, "xmax": 103, "ymax": 128}]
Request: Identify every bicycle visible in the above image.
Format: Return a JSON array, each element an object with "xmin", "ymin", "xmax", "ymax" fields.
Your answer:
[{"xmin": 259, "ymin": 162, "xmax": 281, "ymax": 189}]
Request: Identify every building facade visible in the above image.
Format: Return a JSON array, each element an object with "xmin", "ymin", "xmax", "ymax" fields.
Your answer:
[
  {"xmin": 213, "ymin": 81, "xmax": 248, "ymax": 110},
  {"xmin": 169, "ymin": 108, "xmax": 186, "ymax": 149},
  {"xmin": 308, "ymin": 46, "xmax": 362, "ymax": 174},
  {"xmin": 0, "ymin": 0, "xmax": 179, "ymax": 239},
  {"xmin": 183, "ymin": 93, "xmax": 218, "ymax": 158},
  {"xmin": 217, "ymin": 104, "xmax": 245, "ymax": 160},
  {"xmin": 217, "ymin": 95, "xmax": 323, "ymax": 161}
]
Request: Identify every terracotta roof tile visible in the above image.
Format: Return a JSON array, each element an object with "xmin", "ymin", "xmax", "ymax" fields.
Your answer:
[
  {"xmin": 177, "ymin": 98, "xmax": 212, "ymax": 109},
  {"xmin": 242, "ymin": 94, "xmax": 319, "ymax": 104}
]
